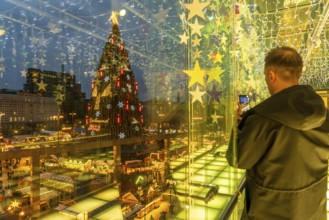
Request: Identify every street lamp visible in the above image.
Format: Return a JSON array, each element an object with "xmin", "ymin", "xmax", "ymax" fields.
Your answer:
[{"xmin": 0, "ymin": 112, "xmax": 5, "ymax": 131}]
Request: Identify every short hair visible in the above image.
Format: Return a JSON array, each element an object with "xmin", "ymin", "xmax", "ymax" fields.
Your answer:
[{"xmin": 264, "ymin": 46, "xmax": 303, "ymax": 80}]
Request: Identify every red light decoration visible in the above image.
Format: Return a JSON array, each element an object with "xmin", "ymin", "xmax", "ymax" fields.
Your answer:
[
  {"xmin": 100, "ymin": 70, "xmax": 104, "ymax": 77},
  {"xmin": 140, "ymin": 115, "xmax": 144, "ymax": 124},
  {"xmin": 138, "ymin": 103, "xmax": 142, "ymax": 112},
  {"xmin": 85, "ymin": 116, "xmax": 89, "ymax": 125},
  {"xmin": 135, "ymin": 81, "xmax": 139, "ymax": 91},
  {"xmin": 116, "ymin": 77, "xmax": 120, "ymax": 88},
  {"xmin": 88, "ymin": 103, "xmax": 91, "ymax": 111},
  {"xmin": 111, "ymin": 36, "xmax": 114, "ymax": 44},
  {"xmin": 120, "ymin": 43, "xmax": 124, "ymax": 51},
  {"xmin": 125, "ymin": 101, "xmax": 129, "ymax": 110},
  {"xmin": 91, "ymin": 80, "xmax": 95, "ymax": 89},
  {"xmin": 117, "ymin": 114, "xmax": 121, "ymax": 124}
]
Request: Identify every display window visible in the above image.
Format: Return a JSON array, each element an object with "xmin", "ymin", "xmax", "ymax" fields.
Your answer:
[{"xmin": 0, "ymin": 0, "xmax": 328, "ymax": 219}]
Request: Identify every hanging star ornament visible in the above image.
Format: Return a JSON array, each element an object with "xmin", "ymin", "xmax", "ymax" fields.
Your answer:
[
  {"xmin": 119, "ymin": 132, "xmax": 126, "ymax": 139},
  {"xmin": 189, "ymin": 85, "xmax": 206, "ymax": 103},
  {"xmin": 211, "ymin": 111, "xmax": 223, "ymax": 124},
  {"xmin": 183, "ymin": 61, "xmax": 207, "ymax": 88},
  {"xmin": 207, "ymin": 66, "xmax": 224, "ymax": 84},
  {"xmin": 207, "ymin": 85, "xmax": 222, "ymax": 103},
  {"xmin": 185, "ymin": 0, "xmax": 210, "ymax": 21},
  {"xmin": 179, "ymin": 32, "xmax": 189, "ymax": 44},
  {"xmin": 36, "ymin": 80, "xmax": 47, "ymax": 92},
  {"xmin": 188, "ymin": 18, "xmax": 204, "ymax": 36}
]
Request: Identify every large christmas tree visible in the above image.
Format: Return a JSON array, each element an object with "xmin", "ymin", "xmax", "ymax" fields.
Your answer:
[{"xmin": 87, "ymin": 11, "xmax": 143, "ymax": 139}]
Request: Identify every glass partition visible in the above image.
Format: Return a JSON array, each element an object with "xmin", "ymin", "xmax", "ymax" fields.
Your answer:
[{"xmin": 0, "ymin": 0, "xmax": 328, "ymax": 220}]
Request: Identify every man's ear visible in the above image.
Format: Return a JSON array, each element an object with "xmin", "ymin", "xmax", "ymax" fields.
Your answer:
[{"xmin": 268, "ymin": 70, "xmax": 276, "ymax": 82}]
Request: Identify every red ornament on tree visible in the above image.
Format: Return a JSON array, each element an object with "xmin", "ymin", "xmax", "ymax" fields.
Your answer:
[
  {"xmin": 135, "ymin": 81, "xmax": 139, "ymax": 91},
  {"xmin": 117, "ymin": 114, "xmax": 121, "ymax": 124},
  {"xmin": 116, "ymin": 77, "xmax": 120, "ymax": 88},
  {"xmin": 100, "ymin": 70, "xmax": 104, "ymax": 77},
  {"xmin": 125, "ymin": 101, "xmax": 129, "ymax": 111},
  {"xmin": 140, "ymin": 115, "xmax": 144, "ymax": 124},
  {"xmin": 138, "ymin": 103, "xmax": 142, "ymax": 112}
]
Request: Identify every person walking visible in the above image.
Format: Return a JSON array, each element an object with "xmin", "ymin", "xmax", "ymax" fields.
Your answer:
[{"xmin": 226, "ymin": 46, "xmax": 329, "ymax": 220}]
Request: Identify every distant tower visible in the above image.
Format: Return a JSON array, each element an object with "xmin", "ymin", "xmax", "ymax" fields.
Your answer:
[{"xmin": 87, "ymin": 11, "xmax": 143, "ymax": 139}]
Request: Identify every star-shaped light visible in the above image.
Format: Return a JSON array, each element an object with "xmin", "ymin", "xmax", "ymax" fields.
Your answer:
[
  {"xmin": 20, "ymin": 70, "xmax": 27, "ymax": 77},
  {"xmin": 106, "ymin": 104, "xmax": 111, "ymax": 109},
  {"xmin": 193, "ymin": 49, "xmax": 201, "ymax": 59},
  {"xmin": 185, "ymin": 0, "xmax": 210, "ymax": 20},
  {"xmin": 154, "ymin": 6, "xmax": 170, "ymax": 25},
  {"xmin": 104, "ymin": 76, "xmax": 110, "ymax": 82},
  {"xmin": 189, "ymin": 85, "xmax": 206, "ymax": 103},
  {"xmin": 118, "ymin": 101, "xmax": 124, "ymax": 108},
  {"xmin": 192, "ymin": 37, "xmax": 201, "ymax": 47},
  {"xmin": 131, "ymin": 105, "xmax": 135, "ymax": 111},
  {"xmin": 96, "ymin": 111, "xmax": 100, "ymax": 117},
  {"xmin": 188, "ymin": 18, "xmax": 204, "ymax": 36},
  {"xmin": 135, "ymin": 126, "xmax": 140, "ymax": 131},
  {"xmin": 221, "ymin": 34, "xmax": 228, "ymax": 45},
  {"xmin": 56, "ymin": 84, "xmax": 64, "ymax": 91},
  {"xmin": 212, "ymin": 52, "xmax": 223, "ymax": 64},
  {"xmin": 211, "ymin": 111, "xmax": 223, "ymax": 124},
  {"xmin": 179, "ymin": 32, "xmax": 189, "ymax": 45},
  {"xmin": 207, "ymin": 66, "xmax": 224, "ymax": 84},
  {"xmin": 36, "ymin": 80, "xmax": 47, "ymax": 92},
  {"xmin": 119, "ymin": 132, "xmax": 126, "ymax": 139},
  {"xmin": 183, "ymin": 61, "xmax": 207, "ymax": 88}
]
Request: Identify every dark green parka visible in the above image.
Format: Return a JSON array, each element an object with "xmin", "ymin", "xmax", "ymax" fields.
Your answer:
[{"xmin": 227, "ymin": 85, "xmax": 329, "ymax": 220}]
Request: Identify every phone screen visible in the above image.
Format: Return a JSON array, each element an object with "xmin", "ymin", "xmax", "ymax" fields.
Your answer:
[{"xmin": 239, "ymin": 95, "xmax": 250, "ymax": 113}]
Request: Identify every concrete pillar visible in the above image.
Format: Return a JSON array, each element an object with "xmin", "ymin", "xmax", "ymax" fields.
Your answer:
[{"xmin": 30, "ymin": 154, "xmax": 41, "ymax": 216}]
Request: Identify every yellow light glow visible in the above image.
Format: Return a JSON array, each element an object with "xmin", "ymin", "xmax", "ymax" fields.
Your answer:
[
  {"xmin": 119, "ymin": 9, "xmax": 126, "ymax": 17},
  {"xmin": 0, "ymin": 29, "xmax": 5, "ymax": 36},
  {"xmin": 10, "ymin": 200, "xmax": 20, "ymax": 209}
]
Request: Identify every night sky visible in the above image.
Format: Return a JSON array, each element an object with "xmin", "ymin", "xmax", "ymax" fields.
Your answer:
[{"xmin": 0, "ymin": 0, "xmax": 186, "ymax": 100}]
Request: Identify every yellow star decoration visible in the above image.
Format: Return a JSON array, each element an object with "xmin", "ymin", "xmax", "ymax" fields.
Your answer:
[
  {"xmin": 36, "ymin": 80, "xmax": 47, "ymax": 92},
  {"xmin": 32, "ymin": 71, "xmax": 38, "ymax": 78},
  {"xmin": 188, "ymin": 18, "xmax": 204, "ymax": 36},
  {"xmin": 56, "ymin": 84, "xmax": 64, "ymax": 91},
  {"xmin": 221, "ymin": 34, "xmax": 228, "ymax": 45},
  {"xmin": 211, "ymin": 111, "xmax": 223, "ymax": 124},
  {"xmin": 55, "ymin": 92, "xmax": 65, "ymax": 102},
  {"xmin": 193, "ymin": 49, "xmax": 201, "ymax": 59},
  {"xmin": 185, "ymin": 0, "xmax": 210, "ymax": 21},
  {"xmin": 183, "ymin": 61, "xmax": 207, "ymax": 88},
  {"xmin": 179, "ymin": 32, "xmax": 189, "ymax": 44},
  {"xmin": 207, "ymin": 66, "xmax": 224, "ymax": 84},
  {"xmin": 189, "ymin": 85, "xmax": 206, "ymax": 103},
  {"xmin": 212, "ymin": 52, "xmax": 224, "ymax": 64},
  {"xmin": 192, "ymin": 37, "xmax": 201, "ymax": 47}
]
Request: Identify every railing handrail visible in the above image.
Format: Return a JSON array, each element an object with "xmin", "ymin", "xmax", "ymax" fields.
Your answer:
[{"xmin": 219, "ymin": 176, "xmax": 246, "ymax": 220}]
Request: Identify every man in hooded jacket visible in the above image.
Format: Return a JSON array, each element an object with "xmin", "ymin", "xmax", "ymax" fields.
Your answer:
[{"xmin": 226, "ymin": 46, "xmax": 329, "ymax": 220}]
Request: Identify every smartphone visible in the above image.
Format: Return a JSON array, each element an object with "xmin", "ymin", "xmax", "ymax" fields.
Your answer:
[{"xmin": 239, "ymin": 95, "xmax": 250, "ymax": 113}]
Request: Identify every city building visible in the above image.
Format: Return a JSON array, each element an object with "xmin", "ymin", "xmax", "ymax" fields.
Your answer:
[
  {"xmin": 23, "ymin": 67, "xmax": 87, "ymax": 133},
  {"xmin": 0, "ymin": 90, "xmax": 59, "ymax": 136}
]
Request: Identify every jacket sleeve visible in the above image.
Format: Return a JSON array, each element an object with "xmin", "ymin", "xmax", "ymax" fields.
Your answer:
[{"xmin": 227, "ymin": 113, "xmax": 278, "ymax": 169}]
